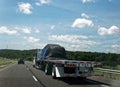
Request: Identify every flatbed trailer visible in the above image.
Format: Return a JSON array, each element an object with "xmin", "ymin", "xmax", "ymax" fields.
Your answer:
[{"xmin": 33, "ymin": 44, "xmax": 98, "ymax": 79}]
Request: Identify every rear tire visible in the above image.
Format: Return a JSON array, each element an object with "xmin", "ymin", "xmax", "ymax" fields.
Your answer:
[
  {"xmin": 52, "ymin": 65, "xmax": 57, "ymax": 79},
  {"xmin": 45, "ymin": 63, "xmax": 53, "ymax": 75},
  {"xmin": 39, "ymin": 62, "xmax": 45, "ymax": 71},
  {"xmin": 33, "ymin": 65, "xmax": 35, "ymax": 67},
  {"xmin": 45, "ymin": 64, "xmax": 48, "ymax": 74}
]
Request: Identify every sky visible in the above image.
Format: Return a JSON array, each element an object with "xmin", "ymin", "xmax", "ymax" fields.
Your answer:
[{"xmin": 0, "ymin": 0, "xmax": 120, "ymax": 53}]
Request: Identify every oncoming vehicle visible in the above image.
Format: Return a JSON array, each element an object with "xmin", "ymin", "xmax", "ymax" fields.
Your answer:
[{"xmin": 18, "ymin": 59, "xmax": 24, "ymax": 64}]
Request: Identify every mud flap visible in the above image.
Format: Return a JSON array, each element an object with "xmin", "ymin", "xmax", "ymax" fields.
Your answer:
[{"xmin": 55, "ymin": 66, "xmax": 64, "ymax": 77}]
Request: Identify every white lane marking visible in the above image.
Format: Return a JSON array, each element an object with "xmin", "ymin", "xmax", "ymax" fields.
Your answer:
[
  {"xmin": 101, "ymin": 84, "xmax": 110, "ymax": 87},
  {"xmin": 33, "ymin": 76, "xmax": 38, "ymax": 82}
]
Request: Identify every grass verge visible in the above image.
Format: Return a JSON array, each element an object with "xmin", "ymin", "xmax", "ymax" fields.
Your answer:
[
  {"xmin": 93, "ymin": 70, "xmax": 120, "ymax": 80},
  {"xmin": 0, "ymin": 58, "xmax": 16, "ymax": 69}
]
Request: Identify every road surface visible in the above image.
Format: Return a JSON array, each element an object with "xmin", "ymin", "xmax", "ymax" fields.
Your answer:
[{"xmin": 0, "ymin": 61, "xmax": 112, "ymax": 87}]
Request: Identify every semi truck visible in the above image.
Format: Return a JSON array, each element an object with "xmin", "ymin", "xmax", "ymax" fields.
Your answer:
[{"xmin": 33, "ymin": 44, "xmax": 98, "ymax": 79}]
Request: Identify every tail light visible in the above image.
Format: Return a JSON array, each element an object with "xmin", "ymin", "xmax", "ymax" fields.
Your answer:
[{"xmin": 65, "ymin": 63, "xmax": 76, "ymax": 67}]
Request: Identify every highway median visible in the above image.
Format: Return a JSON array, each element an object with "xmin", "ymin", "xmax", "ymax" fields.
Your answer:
[{"xmin": 0, "ymin": 58, "xmax": 16, "ymax": 70}]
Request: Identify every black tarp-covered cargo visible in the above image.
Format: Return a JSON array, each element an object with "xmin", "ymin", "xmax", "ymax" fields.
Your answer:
[{"xmin": 41, "ymin": 44, "xmax": 67, "ymax": 59}]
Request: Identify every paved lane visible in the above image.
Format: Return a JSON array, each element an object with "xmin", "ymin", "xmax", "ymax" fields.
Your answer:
[
  {"xmin": 0, "ymin": 62, "xmax": 112, "ymax": 87},
  {"xmin": 26, "ymin": 61, "xmax": 110, "ymax": 87},
  {"xmin": 0, "ymin": 63, "xmax": 42, "ymax": 87}
]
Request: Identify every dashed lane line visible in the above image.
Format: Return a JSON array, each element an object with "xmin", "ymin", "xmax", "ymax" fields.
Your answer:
[
  {"xmin": 25, "ymin": 64, "xmax": 46, "ymax": 87},
  {"xmin": 101, "ymin": 84, "xmax": 110, "ymax": 87},
  {"xmin": 33, "ymin": 75, "xmax": 38, "ymax": 82}
]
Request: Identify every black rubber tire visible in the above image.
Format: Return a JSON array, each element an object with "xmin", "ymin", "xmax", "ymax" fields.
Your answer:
[
  {"xmin": 45, "ymin": 63, "xmax": 53, "ymax": 75},
  {"xmin": 52, "ymin": 66, "xmax": 57, "ymax": 79},
  {"xmin": 45, "ymin": 64, "xmax": 49, "ymax": 74},
  {"xmin": 39, "ymin": 62, "xmax": 45, "ymax": 71},
  {"xmin": 33, "ymin": 65, "xmax": 35, "ymax": 67}
]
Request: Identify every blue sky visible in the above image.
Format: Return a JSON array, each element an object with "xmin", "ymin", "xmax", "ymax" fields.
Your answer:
[{"xmin": 0, "ymin": 0, "xmax": 120, "ymax": 53}]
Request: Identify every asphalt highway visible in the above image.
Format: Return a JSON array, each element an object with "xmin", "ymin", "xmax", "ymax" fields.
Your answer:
[{"xmin": 0, "ymin": 61, "xmax": 112, "ymax": 87}]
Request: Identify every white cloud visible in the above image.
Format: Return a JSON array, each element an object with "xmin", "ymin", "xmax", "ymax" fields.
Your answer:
[
  {"xmin": 81, "ymin": 13, "xmax": 89, "ymax": 18},
  {"xmin": 49, "ymin": 34, "xmax": 98, "ymax": 51},
  {"xmin": 72, "ymin": 18, "xmax": 94, "ymax": 29},
  {"xmin": 18, "ymin": 2, "xmax": 32, "ymax": 14},
  {"xmin": 50, "ymin": 25, "xmax": 55, "ymax": 29},
  {"xmin": 111, "ymin": 44, "xmax": 120, "ymax": 53},
  {"xmin": 112, "ymin": 44, "xmax": 120, "ymax": 49},
  {"xmin": 35, "ymin": 0, "xmax": 51, "ymax": 6},
  {"xmin": 81, "ymin": 0, "xmax": 95, "ymax": 3},
  {"xmin": 0, "ymin": 26, "xmax": 17, "ymax": 35},
  {"xmin": 35, "ymin": 29, "xmax": 40, "ymax": 33},
  {"xmin": 49, "ymin": 35, "xmax": 88, "ymax": 41},
  {"xmin": 22, "ymin": 36, "xmax": 43, "ymax": 49},
  {"xmin": 14, "ymin": 26, "xmax": 32, "ymax": 34},
  {"xmin": 21, "ymin": 27, "xmax": 31, "ymax": 34},
  {"xmin": 98, "ymin": 25, "xmax": 119, "ymax": 35},
  {"xmin": 108, "ymin": 0, "xmax": 112, "ymax": 2},
  {"xmin": 24, "ymin": 36, "xmax": 40, "ymax": 43}
]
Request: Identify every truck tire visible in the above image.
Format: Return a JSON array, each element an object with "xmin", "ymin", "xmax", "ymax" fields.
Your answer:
[
  {"xmin": 39, "ymin": 62, "xmax": 45, "ymax": 71},
  {"xmin": 38, "ymin": 64, "xmax": 42, "ymax": 69},
  {"xmin": 45, "ymin": 63, "xmax": 53, "ymax": 75},
  {"xmin": 33, "ymin": 65, "xmax": 35, "ymax": 67},
  {"xmin": 45, "ymin": 64, "xmax": 49, "ymax": 75},
  {"xmin": 52, "ymin": 65, "xmax": 57, "ymax": 79}
]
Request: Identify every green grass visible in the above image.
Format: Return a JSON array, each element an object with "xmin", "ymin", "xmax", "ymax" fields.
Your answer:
[
  {"xmin": 117, "ymin": 65, "xmax": 120, "ymax": 70},
  {"xmin": 102, "ymin": 65, "xmax": 120, "ymax": 70},
  {"xmin": 0, "ymin": 57, "xmax": 16, "ymax": 69},
  {"xmin": 93, "ymin": 70, "xmax": 120, "ymax": 80},
  {"xmin": 0, "ymin": 58, "xmax": 10, "ymax": 63},
  {"xmin": 94, "ymin": 65, "xmax": 120, "ymax": 80}
]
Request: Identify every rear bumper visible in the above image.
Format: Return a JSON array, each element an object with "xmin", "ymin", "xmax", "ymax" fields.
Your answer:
[
  {"xmin": 64, "ymin": 74, "xmax": 77, "ymax": 77},
  {"xmin": 63, "ymin": 73, "xmax": 91, "ymax": 78}
]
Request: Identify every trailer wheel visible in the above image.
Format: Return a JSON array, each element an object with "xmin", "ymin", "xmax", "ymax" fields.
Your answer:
[
  {"xmin": 52, "ymin": 66, "xmax": 56, "ymax": 79},
  {"xmin": 33, "ymin": 65, "xmax": 35, "ymax": 67},
  {"xmin": 38, "ymin": 64, "xmax": 42, "ymax": 69},
  {"xmin": 45, "ymin": 64, "xmax": 49, "ymax": 75},
  {"xmin": 45, "ymin": 63, "xmax": 53, "ymax": 75},
  {"xmin": 39, "ymin": 62, "xmax": 45, "ymax": 71}
]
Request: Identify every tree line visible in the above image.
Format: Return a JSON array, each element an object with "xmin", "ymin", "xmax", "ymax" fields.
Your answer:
[
  {"xmin": 66, "ymin": 51, "xmax": 120, "ymax": 67},
  {"xmin": 0, "ymin": 49, "xmax": 120, "ymax": 67},
  {"xmin": 0, "ymin": 49, "xmax": 35, "ymax": 61}
]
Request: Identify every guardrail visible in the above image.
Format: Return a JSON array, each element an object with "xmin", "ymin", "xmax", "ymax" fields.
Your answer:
[
  {"xmin": 93, "ymin": 68, "xmax": 120, "ymax": 80},
  {"xmin": 94, "ymin": 68, "xmax": 120, "ymax": 74}
]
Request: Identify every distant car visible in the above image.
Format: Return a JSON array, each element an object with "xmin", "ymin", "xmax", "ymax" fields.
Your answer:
[{"xmin": 18, "ymin": 59, "xmax": 24, "ymax": 64}]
